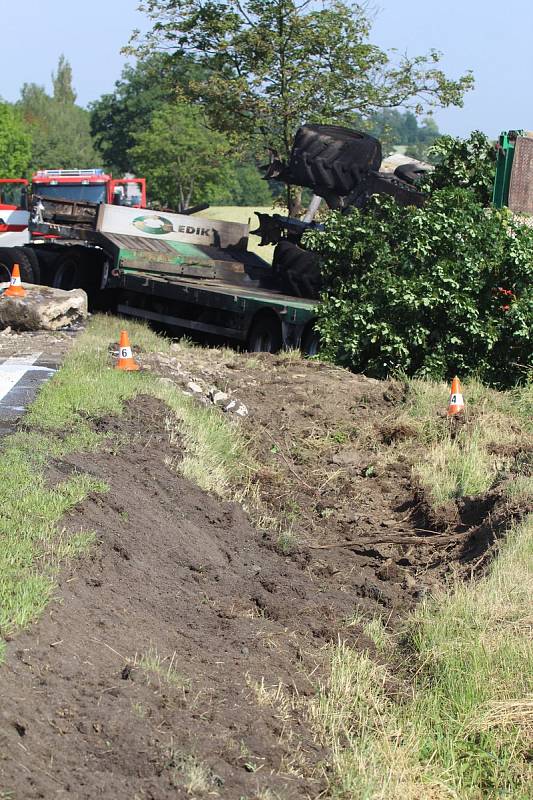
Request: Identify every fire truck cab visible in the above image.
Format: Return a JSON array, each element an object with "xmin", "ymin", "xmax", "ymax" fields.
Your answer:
[
  {"xmin": 0, "ymin": 178, "xmax": 30, "ymax": 247},
  {"xmin": 31, "ymin": 169, "xmax": 146, "ymax": 208}
]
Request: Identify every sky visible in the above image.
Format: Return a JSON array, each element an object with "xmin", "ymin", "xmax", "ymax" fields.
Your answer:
[{"xmin": 0, "ymin": 0, "xmax": 528, "ymax": 138}]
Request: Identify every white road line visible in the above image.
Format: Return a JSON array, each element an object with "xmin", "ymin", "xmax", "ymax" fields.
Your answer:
[{"xmin": 0, "ymin": 352, "xmax": 42, "ymax": 403}]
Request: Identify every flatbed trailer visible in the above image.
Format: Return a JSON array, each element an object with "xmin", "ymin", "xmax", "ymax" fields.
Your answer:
[{"xmin": 27, "ymin": 198, "xmax": 319, "ymax": 353}]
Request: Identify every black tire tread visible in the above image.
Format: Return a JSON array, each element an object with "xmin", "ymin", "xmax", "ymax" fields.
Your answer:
[{"xmin": 0, "ymin": 246, "xmax": 36, "ymax": 283}]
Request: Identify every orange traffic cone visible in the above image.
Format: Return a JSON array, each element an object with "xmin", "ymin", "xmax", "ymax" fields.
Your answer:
[
  {"xmin": 447, "ymin": 376, "xmax": 465, "ymax": 416},
  {"xmin": 115, "ymin": 330, "xmax": 140, "ymax": 371},
  {"xmin": 3, "ymin": 264, "xmax": 26, "ymax": 298}
]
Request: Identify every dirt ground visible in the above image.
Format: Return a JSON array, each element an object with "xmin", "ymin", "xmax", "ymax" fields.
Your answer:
[{"xmin": 0, "ymin": 346, "xmax": 524, "ymax": 799}]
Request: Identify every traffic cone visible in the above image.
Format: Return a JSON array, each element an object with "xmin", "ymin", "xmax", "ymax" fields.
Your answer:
[
  {"xmin": 447, "ymin": 376, "xmax": 465, "ymax": 416},
  {"xmin": 115, "ymin": 329, "xmax": 140, "ymax": 371},
  {"xmin": 3, "ymin": 264, "xmax": 26, "ymax": 298}
]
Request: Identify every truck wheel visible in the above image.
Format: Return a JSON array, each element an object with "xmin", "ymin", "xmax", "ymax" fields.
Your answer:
[
  {"xmin": 51, "ymin": 249, "xmax": 100, "ymax": 293},
  {"xmin": 20, "ymin": 247, "xmax": 41, "ymax": 285},
  {"xmin": 0, "ymin": 247, "xmax": 37, "ymax": 284},
  {"xmin": 247, "ymin": 315, "xmax": 282, "ymax": 353},
  {"xmin": 301, "ymin": 323, "xmax": 320, "ymax": 356}
]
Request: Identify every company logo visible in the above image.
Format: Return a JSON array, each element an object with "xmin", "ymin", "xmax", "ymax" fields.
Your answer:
[{"xmin": 133, "ymin": 215, "xmax": 174, "ymax": 235}]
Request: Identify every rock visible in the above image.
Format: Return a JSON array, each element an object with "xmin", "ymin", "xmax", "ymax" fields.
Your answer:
[
  {"xmin": 330, "ymin": 449, "xmax": 363, "ymax": 467},
  {"xmin": 186, "ymin": 381, "xmax": 204, "ymax": 394},
  {"xmin": 224, "ymin": 399, "xmax": 248, "ymax": 417},
  {"xmin": 209, "ymin": 389, "xmax": 230, "ymax": 406},
  {"xmin": 403, "ymin": 572, "xmax": 417, "ymax": 590},
  {"xmin": 0, "ymin": 283, "xmax": 87, "ymax": 331},
  {"xmin": 376, "ymin": 560, "xmax": 406, "ymax": 583}
]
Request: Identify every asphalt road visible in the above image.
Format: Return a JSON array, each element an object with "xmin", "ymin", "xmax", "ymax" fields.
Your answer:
[{"xmin": 0, "ymin": 329, "xmax": 79, "ymax": 437}]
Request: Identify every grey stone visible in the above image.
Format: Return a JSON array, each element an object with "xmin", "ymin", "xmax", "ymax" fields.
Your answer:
[
  {"xmin": 224, "ymin": 399, "xmax": 249, "ymax": 417},
  {"xmin": 0, "ymin": 283, "xmax": 87, "ymax": 331},
  {"xmin": 209, "ymin": 389, "xmax": 230, "ymax": 405}
]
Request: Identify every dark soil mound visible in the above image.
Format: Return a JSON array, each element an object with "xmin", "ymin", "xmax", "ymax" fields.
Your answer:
[
  {"xmin": 0, "ymin": 398, "xmax": 377, "ymax": 799},
  {"xmin": 1, "ymin": 377, "xmax": 524, "ymax": 798}
]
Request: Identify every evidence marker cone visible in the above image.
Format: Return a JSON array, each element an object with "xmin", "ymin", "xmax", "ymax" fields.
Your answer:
[
  {"xmin": 3, "ymin": 264, "xmax": 26, "ymax": 298},
  {"xmin": 116, "ymin": 330, "xmax": 140, "ymax": 371},
  {"xmin": 447, "ymin": 376, "xmax": 465, "ymax": 417}
]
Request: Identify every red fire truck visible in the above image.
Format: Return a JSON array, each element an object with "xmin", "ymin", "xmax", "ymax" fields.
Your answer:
[
  {"xmin": 0, "ymin": 179, "xmax": 29, "ymax": 248},
  {"xmin": 0, "ymin": 170, "xmax": 146, "ymax": 282},
  {"xmin": 31, "ymin": 169, "xmax": 146, "ymax": 208}
]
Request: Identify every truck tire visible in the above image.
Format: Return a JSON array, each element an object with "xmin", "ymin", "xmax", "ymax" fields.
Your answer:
[
  {"xmin": 20, "ymin": 247, "xmax": 41, "ymax": 284},
  {"xmin": 247, "ymin": 314, "xmax": 282, "ymax": 353},
  {"xmin": 301, "ymin": 323, "xmax": 320, "ymax": 356},
  {"xmin": 51, "ymin": 248, "xmax": 100, "ymax": 293},
  {"xmin": 0, "ymin": 247, "xmax": 37, "ymax": 284}
]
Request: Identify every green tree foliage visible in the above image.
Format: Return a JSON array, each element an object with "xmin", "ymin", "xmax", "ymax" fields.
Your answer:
[
  {"xmin": 230, "ymin": 164, "xmax": 273, "ymax": 206},
  {"xmin": 129, "ymin": 102, "xmax": 238, "ymax": 210},
  {"xmin": 366, "ymin": 110, "xmax": 440, "ymax": 160},
  {"xmin": 90, "ymin": 54, "xmax": 272, "ymax": 203},
  {"xmin": 52, "ymin": 55, "xmax": 77, "ymax": 104},
  {"xmin": 130, "ymin": 1, "xmax": 473, "ymax": 167},
  {"xmin": 18, "ymin": 57, "xmax": 97, "ymax": 171},
  {"xmin": 90, "ymin": 54, "xmax": 200, "ymax": 174},
  {"xmin": 0, "ymin": 102, "xmax": 32, "ymax": 177},
  {"xmin": 305, "ymin": 134, "xmax": 532, "ymax": 388},
  {"xmin": 422, "ymin": 130, "xmax": 497, "ymax": 205}
]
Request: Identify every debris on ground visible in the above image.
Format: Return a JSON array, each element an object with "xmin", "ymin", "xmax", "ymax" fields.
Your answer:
[{"xmin": 0, "ymin": 283, "xmax": 88, "ymax": 331}]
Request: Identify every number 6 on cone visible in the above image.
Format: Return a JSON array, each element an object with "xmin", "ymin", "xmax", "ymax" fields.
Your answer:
[{"xmin": 115, "ymin": 330, "xmax": 140, "ymax": 371}]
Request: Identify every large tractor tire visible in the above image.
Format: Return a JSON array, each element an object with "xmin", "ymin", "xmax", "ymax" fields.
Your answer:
[
  {"xmin": 284, "ymin": 125, "xmax": 382, "ymax": 202},
  {"xmin": 272, "ymin": 241, "xmax": 322, "ymax": 299},
  {"xmin": 246, "ymin": 314, "xmax": 283, "ymax": 353},
  {"xmin": 394, "ymin": 162, "xmax": 431, "ymax": 186},
  {"xmin": 0, "ymin": 246, "xmax": 38, "ymax": 284}
]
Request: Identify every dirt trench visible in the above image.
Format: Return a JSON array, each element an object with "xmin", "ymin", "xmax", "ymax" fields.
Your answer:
[{"xmin": 0, "ymin": 353, "xmax": 521, "ymax": 799}]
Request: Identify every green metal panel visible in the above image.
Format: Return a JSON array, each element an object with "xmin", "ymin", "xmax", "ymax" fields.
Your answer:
[{"xmin": 493, "ymin": 130, "xmax": 523, "ymax": 208}]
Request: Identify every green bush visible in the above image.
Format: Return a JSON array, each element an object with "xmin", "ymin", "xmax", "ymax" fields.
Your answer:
[
  {"xmin": 306, "ymin": 188, "xmax": 532, "ymax": 388},
  {"xmin": 422, "ymin": 130, "xmax": 497, "ymax": 205}
]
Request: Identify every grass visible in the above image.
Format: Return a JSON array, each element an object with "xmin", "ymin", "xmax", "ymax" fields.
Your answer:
[
  {"xmin": 133, "ymin": 646, "xmax": 187, "ymax": 689},
  {"xmin": 0, "ymin": 314, "xmax": 251, "ymax": 660},
  {"xmin": 27, "ymin": 313, "xmax": 251, "ymax": 497},
  {"xmin": 309, "ymin": 513, "xmax": 533, "ymax": 799},
  {"xmin": 2, "ymin": 313, "xmax": 531, "ymax": 796},
  {"xmin": 400, "ymin": 377, "xmax": 533, "ymax": 508},
  {"xmin": 0, "ymin": 433, "xmax": 107, "ymax": 644}
]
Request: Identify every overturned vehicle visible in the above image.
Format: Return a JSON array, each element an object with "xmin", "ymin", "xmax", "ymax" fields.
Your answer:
[{"xmin": 253, "ymin": 124, "xmax": 431, "ymax": 299}]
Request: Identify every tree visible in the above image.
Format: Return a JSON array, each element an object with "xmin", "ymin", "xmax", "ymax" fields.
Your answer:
[
  {"xmin": 0, "ymin": 102, "xmax": 32, "ymax": 177},
  {"xmin": 129, "ymin": 103, "xmax": 237, "ymax": 210},
  {"xmin": 422, "ymin": 131, "xmax": 496, "ymax": 205},
  {"xmin": 18, "ymin": 57, "xmax": 98, "ymax": 171},
  {"xmin": 52, "ymin": 54, "xmax": 77, "ymax": 104},
  {"xmin": 231, "ymin": 164, "xmax": 274, "ymax": 206},
  {"xmin": 90, "ymin": 53, "xmax": 202, "ymax": 173},
  {"xmin": 364, "ymin": 110, "xmax": 441, "ymax": 159},
  {"xmin": 129, "ymin": 0, "xmax": 473, "ymax": 212}
]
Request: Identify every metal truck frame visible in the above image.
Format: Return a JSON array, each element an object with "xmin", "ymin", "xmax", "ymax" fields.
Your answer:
[{"xmin": 26, "ymin": 197, "xmax": 319, "ymax": 354}]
